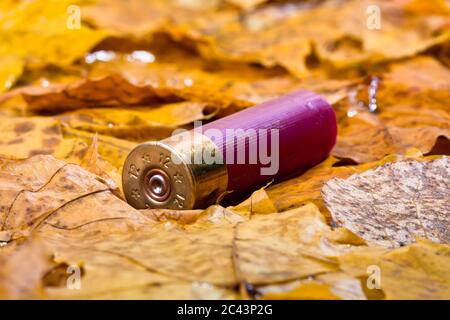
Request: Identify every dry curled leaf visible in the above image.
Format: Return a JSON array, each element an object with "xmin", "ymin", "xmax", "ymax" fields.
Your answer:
[
  {"xmin": 1, "ymin": 159, "xmax": 112, "ymax": 238},
  {"xmin": 260, "ymin": 272, "xmax": 366, "ymax": 300},
  {"xmin": 0, "ymin": 0, "xmax": 112, "ymax": 92},
  {"xmin": 61, "ymin": 127, "xmax": 136, "ymax": 170},
  {"xmin": 0, "ymin": 117, "xmax": 122, "ymax": 188},
  {"xmin": 168, "ymin": 0, "xmax": 450, "ymax": 76},
  {"xmin": 0, "ymin": 34, "xmax": 352, "ymax": 117},
  {"xmin": 0, "ymin": 155, "xmax": 370, "ymax": 299},
  {"xmin": 82, "ymin": 0, "xmax": 224, "ymax": 35},
  {"xmin": 233, "ymin": 203, "xmax": 365, "ymax": 285},
  {"xmin": 333, "ymin": 57, "xmax": 450, "ymax": 163},
  {"xmin": 0, "ymin": 236, "xmax": 51, "ymax": 299},
  {"xmin": 338, "ymin": 239, "xmax": 450, "ymax": 299},
  {"xmin": 265, "ymin": 153, "xmax": 418, "ymax": 214},
  {"xmin": 0, "ymin": 155, "xmax": 242, "ymax": 298},
  {"xmin": 262, "ymin": 238, "xmax": 450, "ymax": 300},
  {"xmin": 322, "ymin": 157, "xmax": 450, "ymax": 248},
  {"xmin": 232, "ymin": 183, "xmax": 277, "ymax": 216},
  {"xmin": 0, "ymin": 117, "xmax": 65, "ymax": 158},
  {"xmin": 57, "ymin": 101, "xmax": 210, "ymax": 141},
  {"xmin": 79, "ymin": 135, "xmax": 119, "ymax": 191}
]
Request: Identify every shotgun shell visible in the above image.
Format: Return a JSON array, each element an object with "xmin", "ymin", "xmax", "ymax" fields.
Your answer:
[{"xmin": 122, "ymin": 90, "xmax": 337, "ymax": 210}]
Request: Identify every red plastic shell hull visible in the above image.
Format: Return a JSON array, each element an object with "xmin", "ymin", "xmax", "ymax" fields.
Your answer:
[{"xmin": 199, "ymin": 90, "xmax": 337, "ymax": 194}]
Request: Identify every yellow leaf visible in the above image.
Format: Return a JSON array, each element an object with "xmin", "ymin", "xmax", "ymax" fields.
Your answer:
[
  {"xmin": 262, "ymin": 283, "xmax": 341, "ymax": 300},
  {"xmin": 58, "ymin": 101, "xmax": 210, "ymax": 141},
  {"xmin": 333, "ymin": 57, "xmax": 450, "ymax": 163},
  {"xmin": 233, "ymin": 203, "xmax": 365, "ymax": 285},
  {"xmin": 0, "ymin": 236, "xmax": 51, "ymax": 299},
  {"xmin": 266, "ymin": 156, "xmax": 396, "ymax": 214},
  {"xmin": 0, "ymin": 0, "xmax": 112, "ymax": 89},
  {"xmin": 62, "ymin": 127, "xmax": 136, "ymax": 170},
  {"xmin": 0, "ymin": 56, "xmax": 23, "ymax": 93},
  {"xmin": 167, "ymin": 0, "xmax": 450, "ymax": 75},
  {"xmin": 338, "ymin": 239, "xmax": 450, "ymax": 299}
]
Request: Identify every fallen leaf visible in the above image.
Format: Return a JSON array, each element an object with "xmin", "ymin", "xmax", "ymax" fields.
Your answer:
[
  {"xmin": 226, "ymin": 0, "xmax": 267, "ymax": 10},
  {"xmin": 333, "ymin": 57, "xmax": 450, "ymax": 163},
  {"xmin": 0, "ymin": 55, "xmax": 23, "ymax": 92},
  {"xmin": 57, "ymin": 101, "xmax": 210, "ymax": 141},
  {"xmin": 14, "ymin": 75, "xmax": 165, "ymax": 114},
  {"xmin": 168, "ymin": 0, "xmax": 450, "ymax": 76},
  {"xmin": 260, "ymin": 272, "xmax": 366, "ymax": 300},
  {"xmin": 232, "ymin": 183, "xmax": 277, "ymax": 216},
  {"xmin": 266, "ymin": 155, "xmax": 399, "ymax": 214},
  {"xmin": 261, "ymin": 238, "xmax": 450, "ymax": 300},
  {"xmin": 322, "ymin": 157, "xmax": 450, "ymax": 247},
  {"xmin": 79, "ymin": 135, "xmax": 119, "ymax": 192},
  {"xmin": 0, "ymin": 117, "xmax": 65, "ymax": 158},
  {"xmin": 0, "ymin": 155, "xmax": 242, "ymax": 298},
  {"xmin": 0, "ymin": 117, "xmax": 124, "ymax": 184},
  {"xmin": 0, "ymin": 35, "xmax": 353, "ymax": 116},
  {"xmin": 0, "ymin": 155, "xmax": 371, "ymax": 299},
  {"xmin": 338, "ymin": 239, "xmax": 450, "ymax": 299},
  {"xmin": 0, "ymin": 236, "xmax": 51, "ymax": 299},
  {"xmin": 1, "ymin": 159, "xmax": 113, "ymax": 238},
  {"xmin": 233, "ymin": 203, "xmax": 365, "ymax": 285},
  {"xmin": 61, "ymin": 127, "xmax": 136, "ymax": 170},
  {"xmin": 262, "ymin": 282, "xmax": 341, "ymax": 300},
  {"xmin": 0, "ymin": 0, "xmax": 112, "ymax": 91},
  {"xmin": 82, "ymin": 0, "xmax": 223, "ymax": 35}
]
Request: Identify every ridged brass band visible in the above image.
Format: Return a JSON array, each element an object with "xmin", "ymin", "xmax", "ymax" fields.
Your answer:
[{"xmin": 122, "ymin": 131, "xmax": 228, "ymax": 210}]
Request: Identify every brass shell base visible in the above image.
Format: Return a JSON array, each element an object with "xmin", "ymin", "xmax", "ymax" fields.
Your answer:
[{"xmin": 122, "ymin": 132, "xmax": 228, "ymax": 210}]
